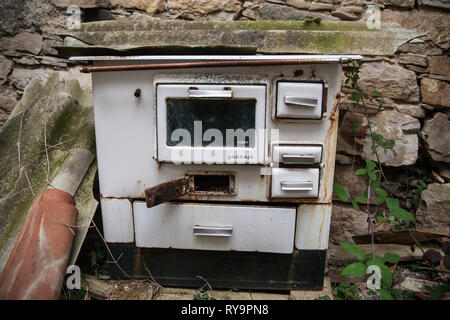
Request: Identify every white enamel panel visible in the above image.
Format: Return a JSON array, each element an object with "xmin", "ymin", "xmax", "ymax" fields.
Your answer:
[
  {"xmin": 92, "ymin": 62, "xmax": 342, "ymax": 203},
  {"xmin": 276, "ymin": 82, "xmax": 323, "ymax": 119},
  {"xmin": 100, "ymin": 198, "xmax": 134, "ymax": 243},
  {"xmin": 295, "ymin": 204, "xmax": 332, "ymax": 250},
  {"xmin": 133, "ymin": 202, "xmax": 296, "ymax": 254},
  {"xmin": 272, "ymin": 145, "xmax": 322, "ymax": 165},
  {"xmin": 271, "ymin": 168, "xmax": 320, "ymax": 198}
]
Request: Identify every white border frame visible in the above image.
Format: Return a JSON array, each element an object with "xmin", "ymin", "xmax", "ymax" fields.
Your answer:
[{"xmin": 156, "ymin": 84, "xmax": 266, "ymax": 164}]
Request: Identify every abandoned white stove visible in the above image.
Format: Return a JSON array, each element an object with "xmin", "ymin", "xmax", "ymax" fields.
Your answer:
[{"xmin": 76, "ymin": 55, "xmax": 361, "ymax": 290}]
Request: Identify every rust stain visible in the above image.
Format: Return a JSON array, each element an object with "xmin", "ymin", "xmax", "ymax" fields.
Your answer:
[
  {"xmin": 135, "ymin": 247, "xmax": 142, "ymax": 277},
  {"xmin": 235, "ymin": 199, "xmax": 265, "ymax": 203},
  {"xmin": 322, "ymin": 94, "xmax": 340, "ymax": 203},
  {"xmin": 328, "ymin": 92, "xmax": 341, "ymax": 121},
  {"xmin": 101, "ymin": 195, "xmax": 145, "ymax": 200},
  {"xmin": 317, "ymin": 205, "xmax": 329, "ymax": 246},
  {"xmin": 145, "ymin": 176, "xmax": 190, "ymax": 208}
]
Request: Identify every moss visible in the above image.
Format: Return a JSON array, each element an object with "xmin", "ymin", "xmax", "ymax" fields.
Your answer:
[
  {"xmin": 0, "ymin": 72, "xmax": 95, "ymax": 253},
  {"xmin": 220, "ymin": 20, "xmax": 370, "ymax": 32},
  {"xmin": 79, "ymin": 19, "xmax": 370, "ymax": 32},
  {"xmin": 74, "ymin": 160, "xmax": 97, "ymax": 207},
  {"xmin": 67, "ymin": 18, "xmax": 421, "ymax": 56},
  {"xmin": 65, "ymin": 27, "xmax": 404, "ymax": 56},
  {"xmin": 298, "ymin": 32, "xmax": 358, "ymax": 53},
  {"xmin": 51, "ymin": 150, "xmax": 71, "ymax": 171}
]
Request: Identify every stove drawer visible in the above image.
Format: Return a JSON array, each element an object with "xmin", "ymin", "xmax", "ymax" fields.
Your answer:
[
  {"xmin": 271, "ymin": 168, "xmax": 320, "ymax": 199},
  {"xmin": 133, "ymin": 202, "xmax": 296, "ymax": 254},
  {"xmin": 276, "ymin": 82, "xmax": 323, "ymax": 119},
  {"xmin": 273, "ymin": 145, "xmax": 322, "ymax": 165}
]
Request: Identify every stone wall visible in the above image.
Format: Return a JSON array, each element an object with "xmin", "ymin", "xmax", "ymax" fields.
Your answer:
[{"xmin": 0, "ymin": 1, "xmax": 449, "ymax": 251}]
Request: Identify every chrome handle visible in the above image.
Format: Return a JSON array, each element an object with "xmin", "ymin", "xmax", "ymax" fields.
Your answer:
[
  {"xmin": 281, "ymin": 153, "xmax": 316, "ymax": 164},
  {"xmin": 284, "ymin": 96, "xmax": 318, "ymax": 108},
  {"xmin": 193, "ymin": 226, "xmax": 233, "ymax": 237},
  {"xmin": 281, "ymin": 181, "xmax": 314, "ymax": 191},
  {"xmin": 188, "ymin": 89, "xmax": 233, "ymax": 99}
]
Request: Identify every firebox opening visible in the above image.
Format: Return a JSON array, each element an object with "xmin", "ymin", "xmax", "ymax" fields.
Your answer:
[{"xmin": 190, "ymin": 174, "xmax": 235, "ymax": 194}]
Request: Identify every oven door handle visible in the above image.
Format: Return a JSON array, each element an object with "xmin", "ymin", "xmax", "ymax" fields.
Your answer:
[
  {"xmin": 193, "ymin": 226, "xmax": 233, "ymax": 237},
  {"xmin": 281, "ymin": 153, "xmax": 316, "ymax": 164},
  {"xmin": 188, "ymin": 88, "xmax": 233, "ymax": 99},
  {"xmin": 281, "ymin": 181, "xmax": 314, "ymax": 191},
  {"xmin": 284, "ymin": 96, "xmax": 318, "ymax": 108}
]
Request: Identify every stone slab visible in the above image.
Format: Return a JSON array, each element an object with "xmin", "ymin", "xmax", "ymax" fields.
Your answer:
[{"xmin": 59, "ymin": 19, "xmax": 424, "ymax": 56}]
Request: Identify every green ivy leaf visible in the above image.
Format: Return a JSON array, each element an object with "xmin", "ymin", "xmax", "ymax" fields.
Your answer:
[
  {"xmin": 355, "ymin": 168, "xmax": 368, "ymax": 175},
  {"xmin": 365, "ymin": 159, "xmax": 376, "ymax": 170},
  {"xmin": 370, "ymin": 90, "xmax": 380, "ymax": 98},
  {"xmin": 351, "ymin": 121, "xmax": 362, "ymax": 133},
  {"xmin": 340, "ymin": 242, "xmax": 365, "ymax": 261},
  {"xmin": 371, "ymin": 180, "xmax": 381, "ymax": 189},
  {"xmin": 384, "ymin": 139, "xmax": 395, "ymax": 150},
  {"xmin": 351, "ymin": 91, "xmax": 360, "ymax": 103},
  {"xmin": 375, "ymin": 188, "xmax": 387, "ymax": 198},
  {"xmin": 368, "ymin": 171, "xmax": 377, "ymax": 181},
  {"xmin": 378, "ymin": 288, "xmax": 394, "ymax": 300},
  {"xmin": 333, "ymin": 184, "xmax": 350, "ymax": 202},
  {"xmin": 429, "ymin": 284, "xmax": 450, "ymax": 299},
  {"xmin": 355, "ymin": 196, "xmax": 367, "ymax": 204},
  {"xmin": 382, "ymin": 252, "xmax": 400, "ymax": 264},
  {"xmin": 352, "ymin": 200, "xmax": 360, "ymax": 211},
  {"xmin": 341, "ymin": 262, "xmax": 367, "ymax": 278},
  {"xmin": 364, "ymin": 254, "xmax": 383, "ymax": 261},
  {"xmin": 375, "ymin": 197, "xmax": 386, "ymax": 205},
  {"xmin": 385, "ymin": 197, "xmax": 399, "ymax": 210},
  {"xmin": 389, "ymin": 207, "xmax": 415, "ymax": 221}
]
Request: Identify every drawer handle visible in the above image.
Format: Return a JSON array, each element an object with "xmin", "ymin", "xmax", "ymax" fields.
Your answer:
[
  {"xmin": 284, "ymin": 96, "xmax": 318, "ymax": 108},
  {"xmin": 281, "ymin": 181, "xmax": 314, "ymax": 191},
  {"xmin": 193, "ymin": 226, "xmax": 233, "ymax": 237},
  {"xmin": 281, "ymin": 153, "xmax": 316, "ymax": 164},
  {"xmin": 188, "ymin": 89, "xmax": 233, "ymax": 99}
]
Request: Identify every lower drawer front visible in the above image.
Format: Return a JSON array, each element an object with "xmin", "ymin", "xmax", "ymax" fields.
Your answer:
[{"xmin": 133, "ymin": 202, "xmax": 296, "ymax": 254}]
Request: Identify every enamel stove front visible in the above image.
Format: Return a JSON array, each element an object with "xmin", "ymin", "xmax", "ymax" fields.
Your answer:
[{"xmin": 87, "ymin": 55, "xmax": 357, "ymax": 290}]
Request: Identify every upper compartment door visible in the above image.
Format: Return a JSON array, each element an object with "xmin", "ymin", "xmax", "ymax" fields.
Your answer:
[
  {"xmin": 276, "ymin": 82, "xmax": 324, "ymax": 119},
  {"xmin": 156, "ymin": 84, "xmax": 266, "ymax": 164}
]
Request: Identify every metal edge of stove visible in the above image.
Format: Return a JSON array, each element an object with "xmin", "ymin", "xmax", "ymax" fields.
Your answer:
[{"xmin": 69, "ymin": 54, "xmax": 363, "ymax": 62}]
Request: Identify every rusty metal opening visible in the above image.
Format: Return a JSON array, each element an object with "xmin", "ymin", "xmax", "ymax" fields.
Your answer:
[{"xmin": 189, "ymin": 174, "xmax": 235, "ymax": 195}]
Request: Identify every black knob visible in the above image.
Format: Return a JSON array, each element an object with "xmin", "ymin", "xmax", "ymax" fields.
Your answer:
[{"xmin": 134, "ymin": 88, "xmax": 141, "ymax": 98}]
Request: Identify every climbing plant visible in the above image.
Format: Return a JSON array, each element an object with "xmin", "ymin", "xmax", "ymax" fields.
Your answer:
[{"xmin": 333, "ymin": 62, "xmax": 416, "ymax": 300}]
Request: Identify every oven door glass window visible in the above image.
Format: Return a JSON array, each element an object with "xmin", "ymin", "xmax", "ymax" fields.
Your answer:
[
  {"xmin": 156, "ymin": 83, "xmax": 266, "ymax": 164},
  {"xmin": 166, "ymin": 98, "xmax": 256, "ymax": 148}
]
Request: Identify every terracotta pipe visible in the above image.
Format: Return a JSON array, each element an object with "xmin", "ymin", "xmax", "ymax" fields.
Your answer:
[{"xmin": 0, "ymin": 189, "xmax": 78, "ymax": 300}]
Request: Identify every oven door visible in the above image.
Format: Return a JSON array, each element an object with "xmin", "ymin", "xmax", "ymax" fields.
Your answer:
[{"xmin": 156, "ymin": 84, "xmax": 266, "ymax": 164}]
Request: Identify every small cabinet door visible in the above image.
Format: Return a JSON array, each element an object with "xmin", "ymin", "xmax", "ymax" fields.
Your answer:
[
  {"xmin": 271, "ymin": 168, "xmax": 320, "ymax": 198},
  {"xmin": 273, "ymin": 145, "xmax": 322, "ymax": 165},
  {"xmin": 276, "ymin": 82, "xmax": 323, "ymax": 119}
]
